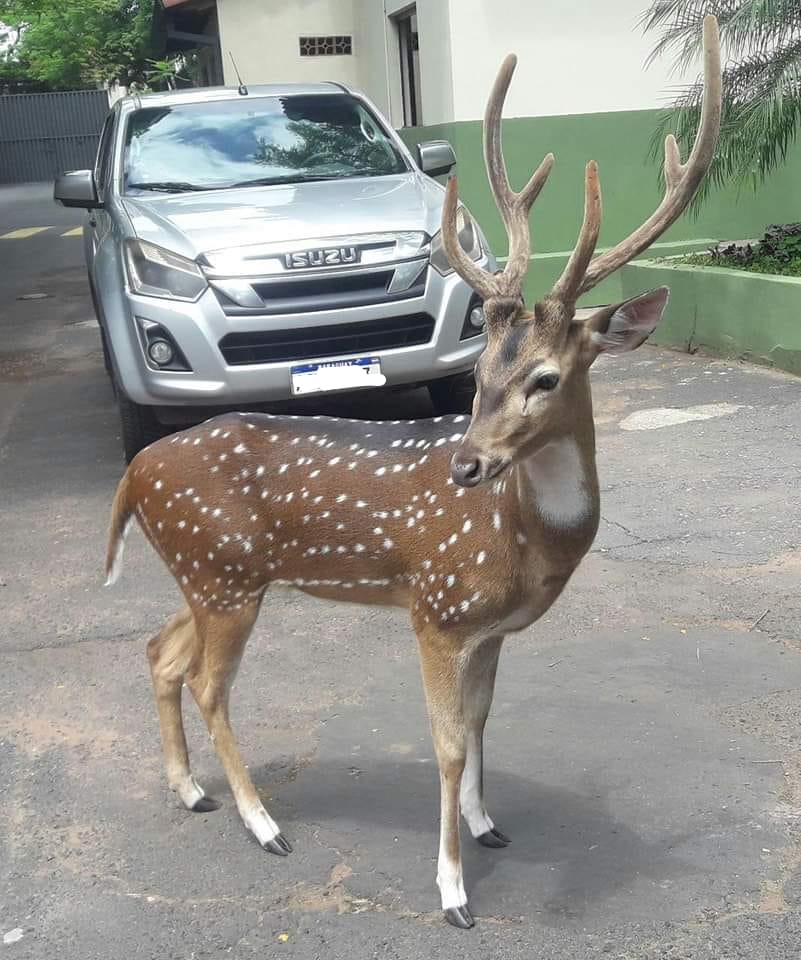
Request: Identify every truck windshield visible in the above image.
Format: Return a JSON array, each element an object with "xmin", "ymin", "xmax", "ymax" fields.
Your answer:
[{"xmin": 123, "ymin": 93, "xmax": 408, "ymax": 194}]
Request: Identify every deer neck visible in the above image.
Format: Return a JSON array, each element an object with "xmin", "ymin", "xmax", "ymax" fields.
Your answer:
[{"xmin": 507, "ymin": 417, "xmax": 599, "ymax": 552}]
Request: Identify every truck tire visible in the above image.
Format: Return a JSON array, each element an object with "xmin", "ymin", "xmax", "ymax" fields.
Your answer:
[
  {"xmin": 116, "ymin": 383, "xmax": 162, "ymax": 462},
  {"xmin": 428, "ymin": 372, "xmax": 475, "ymax": 416}
]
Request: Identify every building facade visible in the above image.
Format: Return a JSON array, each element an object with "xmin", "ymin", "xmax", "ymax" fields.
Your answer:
[
  {"xmin": 212, "ymin": 0, "xmax": 698, "ymax": 126},
  {"xmin": 163, "ymin": 0, "xmax": 801, "ymax": 304}
]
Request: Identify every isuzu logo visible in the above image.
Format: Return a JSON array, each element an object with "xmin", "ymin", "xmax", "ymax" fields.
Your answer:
[{"xmin": 284, "ymin": 246, "xmax": 360, "ymax": 269}]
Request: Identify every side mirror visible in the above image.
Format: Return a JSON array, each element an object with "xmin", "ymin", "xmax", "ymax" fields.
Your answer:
[
  {"xmin": 417, "ymin": 140, "xmax": 456, "ymax": 178},
  {"xmin": 54, "ymin": 170, "xmax": 101, "ymax": 209}
]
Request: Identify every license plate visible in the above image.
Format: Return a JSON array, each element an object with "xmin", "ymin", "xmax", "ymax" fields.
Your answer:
[{"xmin": 290, "ymin": 356, "xmax": 386, "ymax": 396}]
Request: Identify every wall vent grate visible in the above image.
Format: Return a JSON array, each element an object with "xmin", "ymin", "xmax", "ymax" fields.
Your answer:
[{"xmin": 299, "ymin": 36, "xmax": 352, "ymax": 56}]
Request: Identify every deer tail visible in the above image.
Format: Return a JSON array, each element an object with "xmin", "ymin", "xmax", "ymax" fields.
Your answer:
[{"xmin": 105, "ymin": 468, "xmax": 135, "ymax": 586}]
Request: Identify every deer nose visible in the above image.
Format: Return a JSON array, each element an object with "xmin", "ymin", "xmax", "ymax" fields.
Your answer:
[{"xmin": 450, "ymin": 452, "xmax": 484, "ymax": 487}]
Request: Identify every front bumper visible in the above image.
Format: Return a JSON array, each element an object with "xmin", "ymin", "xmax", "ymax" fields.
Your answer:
[{"xmin": 111, "ymin": 262, "xmax": 489, "ymax": 407}]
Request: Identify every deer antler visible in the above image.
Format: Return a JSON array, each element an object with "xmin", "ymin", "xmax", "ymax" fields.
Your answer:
[
  {"xmin": 549, "ymin": 161, "xmax": 603, "ymax": 302},
  {"xmin": 442, "ymin": 54, "xmax": 554, "ymax": 303},
  {"xmin": 555, "ymin": 14, "xmax": 722, "ymax": 301}
]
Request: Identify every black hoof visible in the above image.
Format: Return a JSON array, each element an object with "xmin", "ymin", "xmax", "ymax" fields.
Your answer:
[
  {"xmin": 477, "ymin": 827, "xmax": 510, "ymax": 848},
  {"xmin": 444, "ymin": 905, "xmax": 475, "ymax": 929},
  {"xmin": 263, "ymin": 833, "xmax": 293, "ymax": 856},
  {"xmin": 191, "ymin": 796, "xmax": 222, "ymax": 813}
]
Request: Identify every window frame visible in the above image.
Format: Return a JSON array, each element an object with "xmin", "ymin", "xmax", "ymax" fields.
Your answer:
[{"xmin": 94, "ymin": 109, "xmax": 117, "ymax": 200}]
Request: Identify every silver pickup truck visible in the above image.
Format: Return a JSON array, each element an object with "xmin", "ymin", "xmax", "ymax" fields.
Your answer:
[{"xmin": 55, "ymin": 82, "xmax": 493, "ymax": 460}]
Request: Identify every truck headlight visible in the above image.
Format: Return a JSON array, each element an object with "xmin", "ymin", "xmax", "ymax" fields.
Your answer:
[
  {"xmin": 430, "ymin": 206, "xmax": 483, "ymax": 276},
  {"xmin": 124, "ymin": 239, "xmax": 207, "ymax": 302}
]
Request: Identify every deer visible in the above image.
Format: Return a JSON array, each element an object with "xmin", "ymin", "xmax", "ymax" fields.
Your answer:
[{"xmin": 104, "ymin": 16, "xmax": 721, "ymax": 929}]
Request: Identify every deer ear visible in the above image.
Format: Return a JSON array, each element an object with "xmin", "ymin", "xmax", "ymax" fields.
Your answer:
[{"xmin": 584, "ymin": 286, "xmax": 670, "ymax": 359}]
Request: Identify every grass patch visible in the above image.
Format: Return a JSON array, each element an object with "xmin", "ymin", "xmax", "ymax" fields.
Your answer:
[{"xmin": 676, "ymin": 252, "xmax": 801, "ymax": 277}]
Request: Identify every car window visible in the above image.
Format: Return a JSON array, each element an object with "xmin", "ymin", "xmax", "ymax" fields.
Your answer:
[
  {"xmin": 122, "ymin": 94, "xmax": 408, "ymax": 194},
  {"xmin": 94, "ymin": 111, "xmax": 116, "ymax": 198}
]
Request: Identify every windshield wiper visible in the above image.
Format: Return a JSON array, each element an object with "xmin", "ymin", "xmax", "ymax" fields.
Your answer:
[
  {"xmin": 127, "ymin": 181, "xmax": 211, "ymax": 193},
  {"xmin": 230, "ymin": 174, "xmax": 339, "ymax": 188}
]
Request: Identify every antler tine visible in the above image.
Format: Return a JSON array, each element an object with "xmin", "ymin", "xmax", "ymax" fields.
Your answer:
[
  {"xmin": 518, "ymin": 151, "xmax": 556, "ymax": 210},
  {"xmin": 501, "ymin": 152, "xmax": 555, "ymax": 294},
  {"xmin": 576, "ymin": 14, "xmax": 721, "ymax": 297},
  {"xmin": 441, "ymin": 177, "xmax": 501, "ymax": 300},
  {"xmin": 484, "ymin": 57, "xmax": 555, "ymax": 220},
  {"xmin": 483, "ymin": 54, "xmax": 554, "ymax": 298},
  {"xmin": 483, "ymin": 54, "xmax": 518, "ymax": 220},
  {"xmin": 440, "ymin": 54, "xmax": 555, "ymax": 304},
  {"xmin": 550, "ymin": 161, "xmax": 602, "ymax": 303}
]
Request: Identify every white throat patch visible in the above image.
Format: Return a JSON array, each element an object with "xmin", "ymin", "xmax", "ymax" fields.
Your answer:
[{"xmin": 523, "ymin": 439, "xmax": 590, "ymax": 529}]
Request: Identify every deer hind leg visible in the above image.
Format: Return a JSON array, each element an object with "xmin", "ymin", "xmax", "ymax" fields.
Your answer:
[
  {"xmin": 185, "ymin": 601, "xmax": 292, "ymax": 857},
  {"xmin": 147, "ymin": 605, "xmax": 219, "ymax": 812},
  {"xmin": 460, "ymin": 635, "xmax": 510, "ymax": 848},
  {"xmin": 417, "ymin": 629, "xmax": 473, "ymax": 929}
]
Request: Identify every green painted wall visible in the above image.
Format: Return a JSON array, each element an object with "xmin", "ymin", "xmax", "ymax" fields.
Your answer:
[
  {"xmin": 620, "ymin": 260, "xmax": 801, "ymax": 376},
  {"xmin": 400, "ymin": 110, "xmax": 801, "ymax": 307}
]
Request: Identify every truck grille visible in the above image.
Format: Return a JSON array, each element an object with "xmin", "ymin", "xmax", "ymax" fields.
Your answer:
[
  {"xmin": 219, "ymin": 314, "xmax": 435, "ymax": 365},
  {"xmin": 216, "ymin": 266, "xmax": 427, "ymax": 316}
]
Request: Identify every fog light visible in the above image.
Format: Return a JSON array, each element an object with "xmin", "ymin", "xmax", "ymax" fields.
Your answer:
[
  {"xmin": 468, "ymin": 305, "xmax": 485, "ymax": 330},
  {"xmin": 147, "ymin": 338, "xmax": 174, "ymax": 366}
]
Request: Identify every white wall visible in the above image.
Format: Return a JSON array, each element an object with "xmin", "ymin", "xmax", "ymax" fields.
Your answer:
[
  {"xmin": 392, "ymin": 0, "xmax": 454, "ymax": 126},
  {"xmin": 356, "ymin": 0, "xmax": 455, "ymax": 127},
  {"xmin": 215, "ymin": 0, "xmax": 697, "ymax": 127},
  {"xmin": 446, "ymin": 0, "xmax": 698, "ymax": 120},
  {"xmin": 354, "ymin": 0, "xmax": 393, "ymax": 116},
  {"xmin": 218, "ymin": 0, "xmax": 361, "ymax": 87}
]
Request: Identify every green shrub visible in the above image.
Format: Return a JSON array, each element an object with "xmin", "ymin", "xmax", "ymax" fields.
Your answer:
[{"xmin": 677, "ymin": 224, "xmax": 801, "ymax": 277}]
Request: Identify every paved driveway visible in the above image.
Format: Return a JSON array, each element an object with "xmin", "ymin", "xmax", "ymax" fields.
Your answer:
[{"xmin": 2, "ymin": 184, "xmax": 801, "ymax": 959}]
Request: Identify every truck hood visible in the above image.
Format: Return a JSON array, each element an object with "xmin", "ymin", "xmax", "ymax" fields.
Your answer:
[{"xmin": 121, "ymin": 172, "xmax": 448, "ymax": 260}]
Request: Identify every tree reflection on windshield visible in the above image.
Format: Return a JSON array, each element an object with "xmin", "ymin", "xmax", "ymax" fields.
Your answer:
[
  {"xmin": 253, "ymin": 118, "xmax": 401, "ymax": 177},
  {"xmin": 124, "ymin": 94, "xmax": 407, "ymax": 193}
]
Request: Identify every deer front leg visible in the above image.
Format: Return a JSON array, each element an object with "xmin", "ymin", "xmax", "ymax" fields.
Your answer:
[
  {"xmin": 417, "ymin": 630, "xmax": 473, "ymax": 929},
  {"xmin": 460, "ymin": 635, "xmax": 510, "ymax": 848}
]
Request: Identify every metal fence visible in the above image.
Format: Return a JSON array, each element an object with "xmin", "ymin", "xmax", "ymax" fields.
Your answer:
[{"xmin": 0, "ymin": 89, "xmax": 109, "ymax": 185}]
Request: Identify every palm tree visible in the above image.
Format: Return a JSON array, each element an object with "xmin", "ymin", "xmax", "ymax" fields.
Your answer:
[{"xmin": 642, "ymin": 1, "xmax": 801, "ymax": 203}]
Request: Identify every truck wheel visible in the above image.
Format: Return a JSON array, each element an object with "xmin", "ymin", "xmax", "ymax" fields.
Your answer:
[
  {"xmin": 116, "ymin": 383, "xmax": 162, "ymax": 462},
  {"xmin": 428, "ymin": 372, "xmax": 475, "ymax": 416}
]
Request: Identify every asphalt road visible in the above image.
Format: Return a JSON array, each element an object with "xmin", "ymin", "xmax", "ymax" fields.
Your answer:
[{"xmin": 2, "ymin": 183, "xmax": 801, "ymax": 959}]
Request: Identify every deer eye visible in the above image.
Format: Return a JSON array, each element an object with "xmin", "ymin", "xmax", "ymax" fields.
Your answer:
[{"xmin": 533, "ymin": 371, "xmax": 559, "ymax": 392}]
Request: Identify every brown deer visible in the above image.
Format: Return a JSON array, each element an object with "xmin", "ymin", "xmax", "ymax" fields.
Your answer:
[{"xmin": 105, "ymin": 17, "xmax": 721, "ymax": 929}]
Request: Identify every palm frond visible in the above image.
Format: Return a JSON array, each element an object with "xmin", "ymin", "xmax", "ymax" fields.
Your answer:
[
  {"xmin": 641, "ymin": 0, "xmax": 801, "ymax": 71},
  {"xmin": 644, "ymin": 1, "xmax": 801, "ymax": 205}
]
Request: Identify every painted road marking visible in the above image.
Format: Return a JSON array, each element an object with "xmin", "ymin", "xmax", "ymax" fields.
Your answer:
[
  {"xmin": 61, "ymin": 227, "xmax": 83, "ymax": 237},
  {"xmin": 620, "ymin": 403, "xmax": 743, "ymax": 431},
  {"xmin": 0, "ymin": 226, "xmax": 51, "ymax": 240}
]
